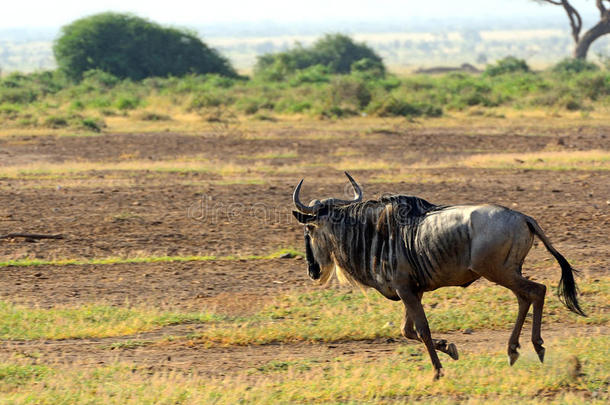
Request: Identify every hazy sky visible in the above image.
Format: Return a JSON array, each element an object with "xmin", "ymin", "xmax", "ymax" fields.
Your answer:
[{"xmin": 0, "ymin": 0, "xmax": 599, "ymax": 29}]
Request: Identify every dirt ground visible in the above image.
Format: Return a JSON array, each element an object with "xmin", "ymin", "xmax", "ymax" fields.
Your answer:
[{"xmin": 0, "ymin": 122, "xmax": 608, "ymax": 376}]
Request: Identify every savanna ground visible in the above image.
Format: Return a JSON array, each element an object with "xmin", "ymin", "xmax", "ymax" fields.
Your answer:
[{"xmin": 0, "ymin": 111, "xmax": 608, "ymax": 403}]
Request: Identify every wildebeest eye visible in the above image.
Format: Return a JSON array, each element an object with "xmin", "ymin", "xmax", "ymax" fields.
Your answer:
[{"xmin": 316, "ymin": 206, "xmax": 329, "ymax": 217}]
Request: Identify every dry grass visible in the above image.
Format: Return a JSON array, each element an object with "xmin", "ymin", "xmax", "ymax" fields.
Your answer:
[
  {"xmin": 1, "ymin": 335, "xmax": 607, "ymax": 404},
  {"xmin": 0, "ymin": 159, "xmax": 252, "ymax": 179},
  {"xmin": 183, "ymin": 277, "xmax": 607, "ymax": 347},
  {"xmin": 459, "ymin": 150, "xmax": 610, "ymax": 171},
  {"xmin": 3, "ymin": 110, "xmax": 610, "ymax": 139}
]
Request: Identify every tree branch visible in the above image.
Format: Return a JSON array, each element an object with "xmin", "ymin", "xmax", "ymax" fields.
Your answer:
[
  {"xmin": 539, "ymin": 1, "xmax": 582, "ymax": 42},
  {"xmin": 0, "ymin": 233, "xmax": 64, "ymax": 240},
  {"xmin": 596, "ymin": 1, "xmax": 607, "ymax": 18},
  {"xmin": 563, "ymin": 0, "xmax": 583, "ymax": 42}
]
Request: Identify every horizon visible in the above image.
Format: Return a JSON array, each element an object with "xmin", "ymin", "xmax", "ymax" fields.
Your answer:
[{"xmin": 0, "ymin": 0, "xmax": 602, "ymax": 31}]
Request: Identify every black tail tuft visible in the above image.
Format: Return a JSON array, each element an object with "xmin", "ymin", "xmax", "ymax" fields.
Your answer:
[
  {"xmin": 555, "ymin": 252, "xmax": 586, "ymax": 316},
  {"xmin": 526, "ymin": 217, "xmax": 586, "ymax": 317}
]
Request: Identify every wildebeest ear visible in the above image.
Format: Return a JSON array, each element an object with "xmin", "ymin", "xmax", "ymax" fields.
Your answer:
[{"xmin": 292, "ymin": 211, "xmax": 316, "ymax": 224}]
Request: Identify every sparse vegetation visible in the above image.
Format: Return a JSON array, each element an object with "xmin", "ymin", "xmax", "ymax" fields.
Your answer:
[
  {"xmin": 2, "ymin": 58, "xmax": 609, "ymax": 132},
  {"xmin": 0, "ymin": 335, "xmax": 608, "ymax": 404},
  {"xmin": 0, "ymin": 301, "xmax": 219, "ymax": 339}
]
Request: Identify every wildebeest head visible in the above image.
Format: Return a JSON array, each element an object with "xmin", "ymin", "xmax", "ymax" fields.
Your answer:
[{"xmin": 292, "ymin": 172, "xmax": 362, "ymax": 281}]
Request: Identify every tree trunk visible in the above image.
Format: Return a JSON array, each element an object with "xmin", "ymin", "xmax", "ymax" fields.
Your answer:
[{"xmin": 573, "ymin": 18, "xmax": 610, "ymax": 59}]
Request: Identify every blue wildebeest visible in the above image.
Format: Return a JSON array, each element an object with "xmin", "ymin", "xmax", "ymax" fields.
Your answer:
[{"xmin": 292, "ymin": 172, "xmax": 585, "ymax": 379}]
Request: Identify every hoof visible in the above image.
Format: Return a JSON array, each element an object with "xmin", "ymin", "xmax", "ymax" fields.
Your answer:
[
  {"xmin": 447, "ymin": 343, "xmax": 459, "ymax": 360},
  {"xmin": 508, "ymin": 342, "xmax": 520, "ymax": 366},
  {"xmin": 433, "ymin": 368, "xmax": 444, "ymax": 380},
  {"xmin": 536, "ymin": 346, "xmax": 545, "ymax": 363},
  {"xmin": 508, "ymin": 350, "xmax": 519, "ymax": 366}
]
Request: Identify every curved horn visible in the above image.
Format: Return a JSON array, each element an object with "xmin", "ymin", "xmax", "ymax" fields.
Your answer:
[
  {"xmin": 344, "ymin": 171, "xmax": 363, "ymax": 202},
  {"xmin": 324, "ymin": 172, "xmax": 363, "ymax": 206},
  {"xmin": 293, "ymin": 179, "xmax": 317, "ymax": 214}
]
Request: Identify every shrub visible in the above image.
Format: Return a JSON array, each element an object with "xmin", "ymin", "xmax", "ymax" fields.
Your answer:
[
  {"xmin": 372, "ymin": 98, "xmax": 442, "ymax": 118},
  {"xmin": 115, "ymin": 95, "xmax": 140, "ymax": 110},
  {"xmin": 44, "ymin": 115, "xmax": 69, "ymax": 128},
  {"xmin": 81, "ymin": 69, "xmax": 120, "ymax": 88},
  {"xmin": 318, "ymin": 105, "xmax": 358, "ymax": 119},
  {"xmin": 552, "ymin": 58, "xmax": 599, "ymax": 74},
  {"xmin": 54, "ymin": 12, "xmax": 237, "ymax": 81},
  {"xmin": 327, "ymin": 76, "xmax": 372, "ymax": 110},
  {"xmin": 289, "ymin": 65, "xmax": 331, "ymax": 86},
  {"xmin": 0, "ymin": 88, "xmax": 37, "ymax": 104},
  {"xmin": 484, "ymin": 56, "xmax": 530, "ymax": 76},
  {"xmin": 255, "ymin": 34, "xmax": 385, "ymax": 78},
  {"xmin": 138, "ymin": 112, "xmax": 170, "ymax": 121},
  {"xmin": 80, "ymin": 117, "xmax": 105, "ymax": 132},
  {"xmin": 189, "ymin": 93, "xmax": 223, "ymax": 109},
  {"xmin": 576, "ymin": 72, "xmax": 610, "ymax": 100},
  {"xmin": 0, "ymin": 104, "xmax": 21, "ymax": 119},
  {"xmin": 350, "ymin": 58, "xmax": 385, "ymax": 79}
]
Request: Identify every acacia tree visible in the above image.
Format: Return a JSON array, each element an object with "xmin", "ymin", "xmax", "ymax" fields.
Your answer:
[{"xmin": 538, "ymin": 0, "xmax": 610, "ymax": 59}]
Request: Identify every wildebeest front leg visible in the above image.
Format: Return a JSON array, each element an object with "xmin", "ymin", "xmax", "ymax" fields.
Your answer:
[
  {"xmin": 402, "ymin": 307, "xmax": 458, "ymax": 360},
  {"xmin": 398, "ymin": 288, "xmax": 444, "ymax": 380}
]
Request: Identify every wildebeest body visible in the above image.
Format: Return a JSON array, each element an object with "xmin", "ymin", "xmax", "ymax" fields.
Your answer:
[{"xmin": 292, "ymin": 173, "xmax": 585, "ymax": 380}]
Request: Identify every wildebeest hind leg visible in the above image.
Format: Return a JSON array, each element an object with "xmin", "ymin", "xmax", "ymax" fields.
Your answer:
[
  {"xmin": 507, "ymin": 293, "xmax": 531, "ymax": 366},
  {"xmin": 479, "ymin": 268, "xmax": 546, "ymax": 366},
  {"xmin": 530, "ymin": 281, "xmax": 547, "ymax": 362},
  {"xmin": 398, "ymin": 288, "xmax": 444, "ymax": 380}
]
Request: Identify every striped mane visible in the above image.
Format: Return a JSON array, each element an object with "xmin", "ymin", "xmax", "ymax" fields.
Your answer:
[{"xmin": 322, "ymin": 195, "xmax": 440, "ymax": 293}]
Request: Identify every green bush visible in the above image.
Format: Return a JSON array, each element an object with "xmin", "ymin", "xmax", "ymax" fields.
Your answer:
[
  {"xmin": 371, "ymin": 98, "xmax": 442, "ymax": 117},
  {"xmin": 576, "ymin": 72, "xmax": 610, "ymax": 100},
  {"xmin": 189, "ymin": 93, "xmax": 224, "ymax": 110},
  {"xmin": 115, "ymin": 95, "xmax": 141, "ymax": 110},
  {"xmin": 138, "ymin": 112, "xmax": 170, "ymax": 121},
  {"xmin": 351, "ymin": 58, "xmax": 385, "ymax": 78},
  {"xmin": 552, "ymin": 58, "xmax": 599, "ymax": 74},
  {"xmin": 0, "ymin": 88, "xmax": 37, "ymax": 104},
  {"xmin": 328, "ymin": 76, "xmax": 372, "ymax": 110},
  {"xmin": 484, "ymin": 56, "xmax": 530, "ymax": 76},
  {"xmin": 289, "ymin": 65, "xmax": 331, "ymax": 86},
  {"xmin": 255, "ymin": 34, "xmax": 385, "ymax": 79},
  {"xmin": 0, "ymin": 104, "xmax": 21, "ymax": 119},
  {"xmin": 44, "ymin": 115, "xmax": 70, "ymax": 128},
  {"xmin": 54, "ymin": 12, "xmax": 237, "ymax": 81},
  {"xmin": 80, "ymin": 117, "xmax": 106, "ymax": 132}
]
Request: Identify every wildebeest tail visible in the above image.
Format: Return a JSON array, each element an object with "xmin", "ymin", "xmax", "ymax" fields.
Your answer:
[{"xmin": 525, "ymin": 216, "xmax": 586, "ymax": 316}]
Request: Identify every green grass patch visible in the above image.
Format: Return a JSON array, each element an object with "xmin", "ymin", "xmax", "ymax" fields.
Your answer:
[
  {"xmin": 0, "ymin": 363, "xmax": 52, "ymax": 388},
  {"xmin": 0, "ymin": 336, "xmax": 607, "ymax": 404},
  {"xmin": 188, "ymin": 277, "xmax": 608, "ymax": 347},
  {"xmin": 0, "ymin": 248, "xmax": 304, "ymax": 268},
  {"xmin": 0, "ymin": 302, "xmax": 219, "ymax": 340}
]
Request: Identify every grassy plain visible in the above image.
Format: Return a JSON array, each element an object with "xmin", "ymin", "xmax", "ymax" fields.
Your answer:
[{"xmin": 0, "ymin": 74, "xmax": 608, "ymax": 403}]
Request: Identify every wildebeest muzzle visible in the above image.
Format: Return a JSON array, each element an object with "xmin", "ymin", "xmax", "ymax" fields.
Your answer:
[{"xmin": 304, "ymin": 233, "xmax": 321, "ymax": 280}]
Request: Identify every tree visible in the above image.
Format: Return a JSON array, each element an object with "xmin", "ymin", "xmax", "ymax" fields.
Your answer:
[
  {"xmin": 54, "ymin": 13, "xmax": 237, "ymax": 81},
  {"xmin": 254, "ymin": 34, "xmax": 385, "ymax": 78},
  {"xmin": 538, "ymin": 0, "xmax": 610, "ymax": 59}
]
